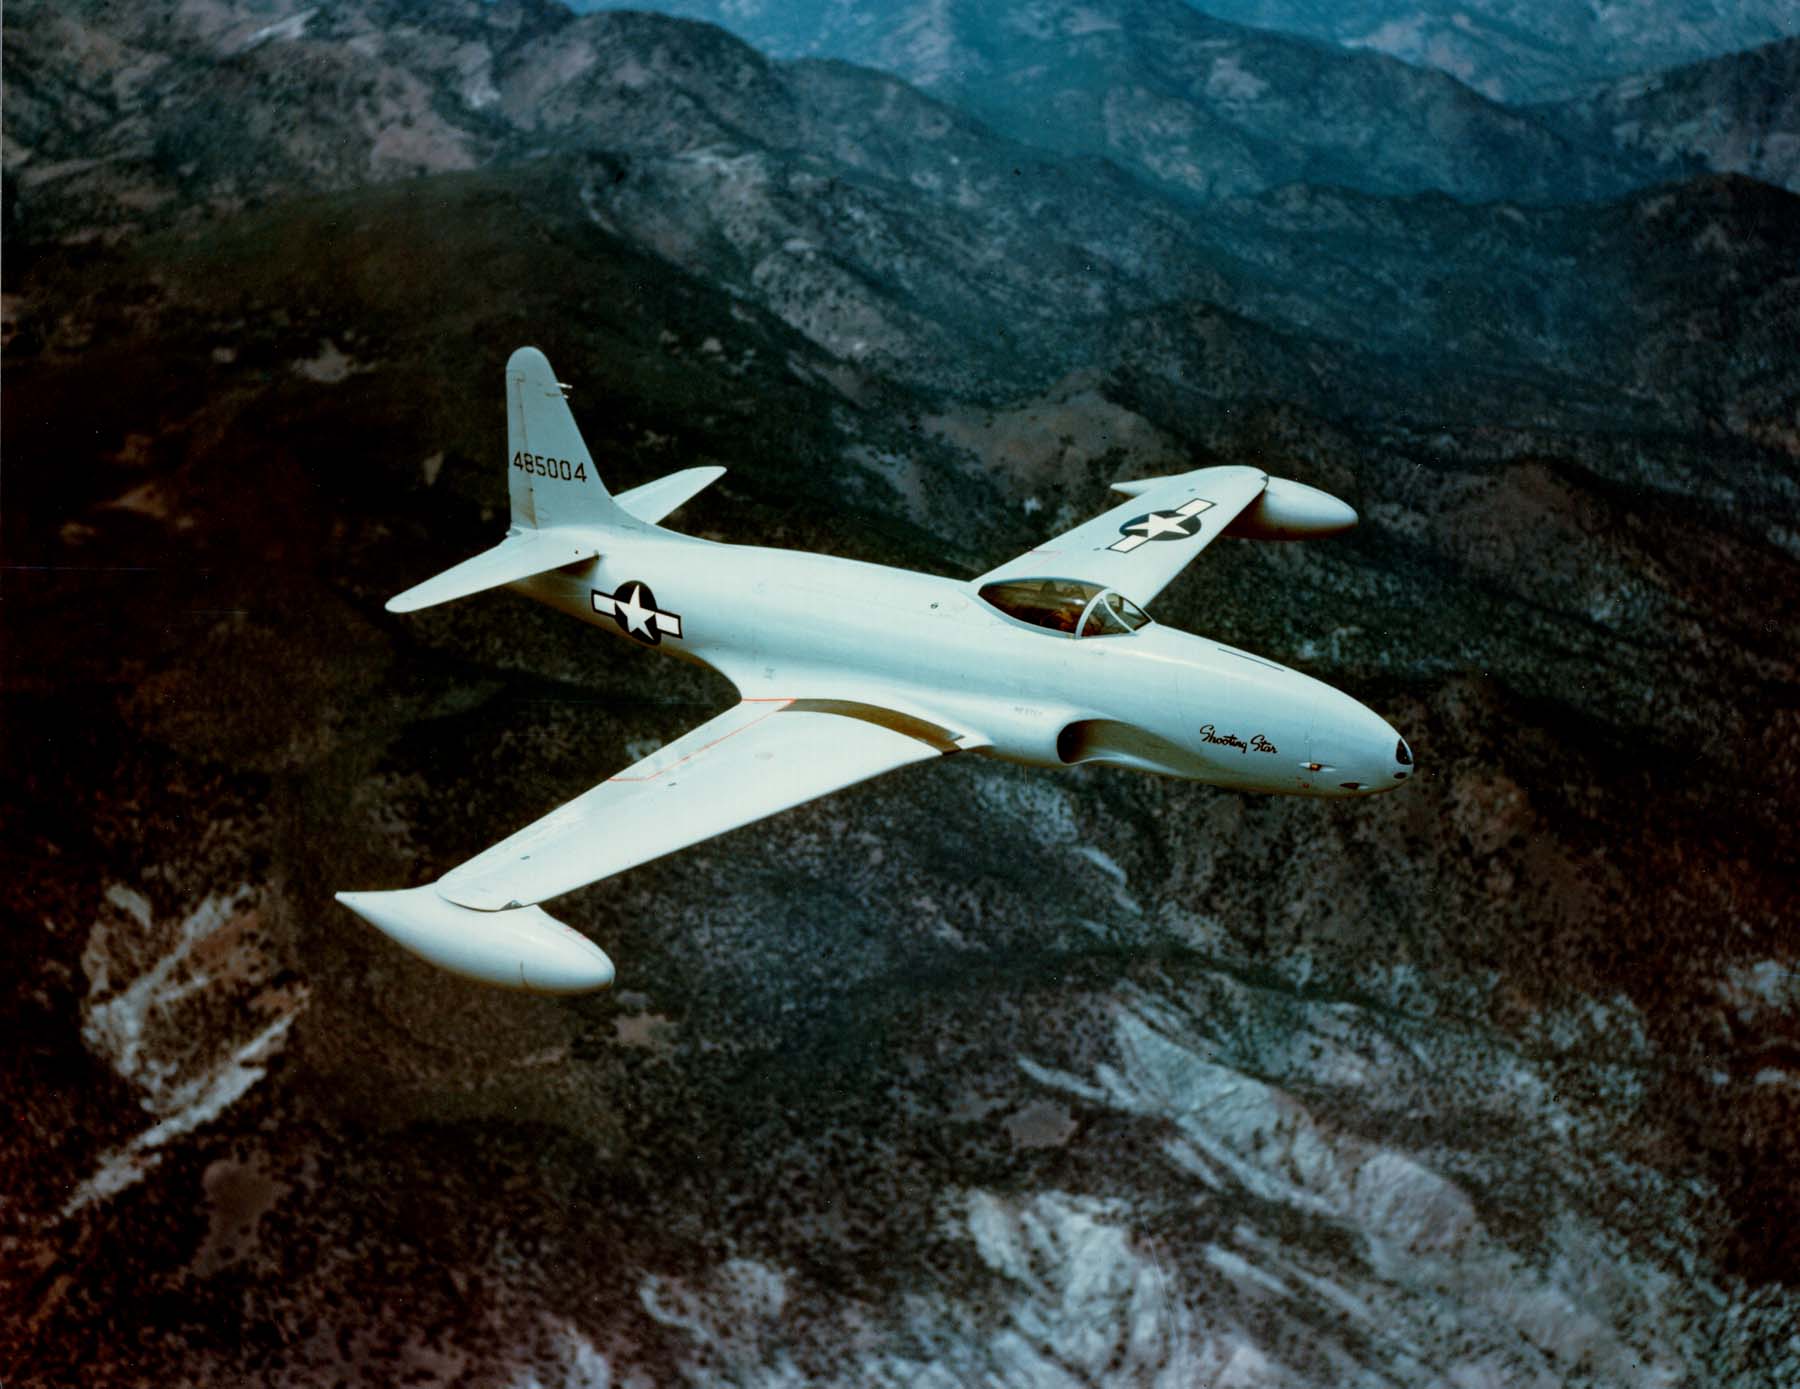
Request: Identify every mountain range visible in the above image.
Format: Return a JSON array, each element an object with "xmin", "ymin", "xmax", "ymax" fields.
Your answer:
[
  {"xmin": 570, "ymin": 0, "xmax": 1683, "ymax": 205},
  {"xmin": 574, "ymin": 0, "xmax": 1800, "ymax": 102},
  {"xmin": 1540, "ymin": 36, "xmax": 1800, "ymax": 194},
  {"xmin": 4, "ymin": 1, "xmax": 1798, "ymax": 1385},
  {"xmin": 1126, "ymin": 0, "xmax": 1799, "ymax": 100}
]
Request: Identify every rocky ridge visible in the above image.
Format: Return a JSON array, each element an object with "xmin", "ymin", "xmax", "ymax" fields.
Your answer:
[
  {"xmin": 571, "ymin": 0, "xmax": 1679, "ymax": 206},
  {"xmin": 570, "ymin": 0, "xmax": 1800, "ymax": 105},
  {"xmin": 1144, "ymin": 0, "xmax": 1799, "ymax": 101},
  {"xmin": 1540, "ymin": 37, "xmax": 1800, "ymax": 195}
]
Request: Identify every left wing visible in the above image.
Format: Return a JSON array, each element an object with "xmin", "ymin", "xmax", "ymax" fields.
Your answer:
[
  {"xmin": 338, "ymin": 697, "xmax": 965, "ymax": 991},
  {"xmin": 975, "ymin": 464, "xmax": 1268, "ymax": 602},
  {"xmin": 436, "ymin": 699, "xmax": 958, "ymax": 912}
]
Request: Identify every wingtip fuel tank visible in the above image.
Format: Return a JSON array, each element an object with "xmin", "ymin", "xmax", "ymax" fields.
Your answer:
[
  {"xmin": 335, "ymin": 888, "xmax": 614, "ymax": 994},
  {"xmin": 1223, "ymin": 477, "xmax": 1358, "ymax": 540}
]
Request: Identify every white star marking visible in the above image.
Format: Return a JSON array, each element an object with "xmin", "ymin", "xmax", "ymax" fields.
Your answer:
[
  {"xmin": 614, "ymin": 583, "xmax": 654, "ymax": 637},
  {"xmin": 1126, "ymin": 512, "xmax": 1196, "ymax": 539},
  {"xmin": 1108, "ymin": 497, "xmax": 1216, "ymax": 552}
]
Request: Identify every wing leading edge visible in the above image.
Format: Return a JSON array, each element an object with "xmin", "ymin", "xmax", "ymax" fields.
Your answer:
[
  {"xmin": 436, "ymin": 700, "xmax": 954, "ymax": 912},
  {"xmin": 975, "ymin": 464, "xmax": 1269, "ymax": 603}
]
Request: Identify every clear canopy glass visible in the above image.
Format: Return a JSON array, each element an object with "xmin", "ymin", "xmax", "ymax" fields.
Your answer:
[{"xmin": 977, "ymin": 579, "xmax": 1151, "ymax": 637}]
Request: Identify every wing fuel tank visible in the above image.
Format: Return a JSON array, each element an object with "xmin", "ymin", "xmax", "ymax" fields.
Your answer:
[
  {"xmin": 1222, "ymin": 477, "xmax": 1357, "ymax": 540},
  {"xmin": 335, "ymin": 888, "xmax": 614, "ymax": 994}
]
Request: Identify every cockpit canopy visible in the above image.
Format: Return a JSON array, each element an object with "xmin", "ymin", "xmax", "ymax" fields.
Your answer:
[{"xmin": 978, "ymin": 578, "xmax": 1152, "ymax": 637}]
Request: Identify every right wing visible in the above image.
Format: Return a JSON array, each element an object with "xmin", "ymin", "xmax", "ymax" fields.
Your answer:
[
  {"xmin": 974, "ymin": 464, "xmax": 1269, "ymax": 603},
  {"xmin": 435, "ymin": 699, "xmax": 959, "ymax": 912}
]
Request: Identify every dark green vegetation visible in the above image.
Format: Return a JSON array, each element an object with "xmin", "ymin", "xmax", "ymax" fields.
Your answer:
[{"xmin": 4, "ymin": 1, "xmax": 1798, "ymax": 1384}]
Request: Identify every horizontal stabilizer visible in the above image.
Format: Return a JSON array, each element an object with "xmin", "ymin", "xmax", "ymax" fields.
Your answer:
[
  {"xmin": 336, "ymin": 887, "xmax": 614, "ymax": 993},
  {"xmin": 386, "ymin": 528, "xmax": 597, "ymax": 614},
  {"xmin": 615, "ymin": 465, "xmax": 726, "ymax": 526}
]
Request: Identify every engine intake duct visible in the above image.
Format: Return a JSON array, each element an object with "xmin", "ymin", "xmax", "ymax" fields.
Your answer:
[{"xmin": 1057, "ymin": 719, "xmax": 1195, "ymax": 775}]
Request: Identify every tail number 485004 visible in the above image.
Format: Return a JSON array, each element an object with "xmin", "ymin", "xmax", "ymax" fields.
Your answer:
[{"xmin": 513, "ymin": 451, "xmax": 587, "ymax": 481}]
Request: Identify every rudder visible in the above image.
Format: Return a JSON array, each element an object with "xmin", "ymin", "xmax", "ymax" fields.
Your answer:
[{"xmin": 505, "ymin": 346, "xmax": 639, "ymax": 532}]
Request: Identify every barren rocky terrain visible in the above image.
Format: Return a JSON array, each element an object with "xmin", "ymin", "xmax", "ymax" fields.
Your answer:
[
  {"xmin": 1540, "ymin": 38, "xmax": 1800, "ymax": 195},
  {"xmin": 4, "ymin": 2, "xmax": 1798, "ymax": 1385}
]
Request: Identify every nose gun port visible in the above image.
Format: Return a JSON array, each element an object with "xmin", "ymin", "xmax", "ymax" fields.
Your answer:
[{"xmin": 1299, "ymin": 688, "xmax": 1327, "ymax": 789}]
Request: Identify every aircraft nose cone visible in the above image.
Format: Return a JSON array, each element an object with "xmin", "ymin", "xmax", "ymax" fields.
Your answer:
[
  {"xmin": 1392, "ymin": 734, "xmax": 1416, "ymax": 784},
  {"xmin": 1311, "ymin": 689, "xmax": 1411, "ymax": 795}
]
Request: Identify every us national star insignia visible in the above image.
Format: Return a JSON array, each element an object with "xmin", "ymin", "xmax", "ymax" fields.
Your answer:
[
  {"xmin": 591, "ymin": 581, "xmax": 683, "ymax": 645},
  {"xmin": 1109, "ymin": 497, "xmax": 1216, "ymax": 553}
]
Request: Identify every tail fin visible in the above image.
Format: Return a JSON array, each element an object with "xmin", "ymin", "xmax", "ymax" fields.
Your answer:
[{"xmin": 505, "ymin": 346, "xmax": 640, "ymax": 532}]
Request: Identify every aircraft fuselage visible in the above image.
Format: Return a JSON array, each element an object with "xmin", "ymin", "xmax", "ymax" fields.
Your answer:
[{"xmin": 512, "ymin": 528, "xmax": 1412, "ymax": 799}]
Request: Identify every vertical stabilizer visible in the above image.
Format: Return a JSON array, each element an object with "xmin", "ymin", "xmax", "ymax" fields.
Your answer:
[{"xmin": 505, "ymin": 347, "xmax": 642, "ymax": 533}]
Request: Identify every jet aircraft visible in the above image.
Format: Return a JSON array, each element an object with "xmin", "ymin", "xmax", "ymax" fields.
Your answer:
[{"xmin": 337, "ymin": 348, "xmax": 1413, "ymax": 992}]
